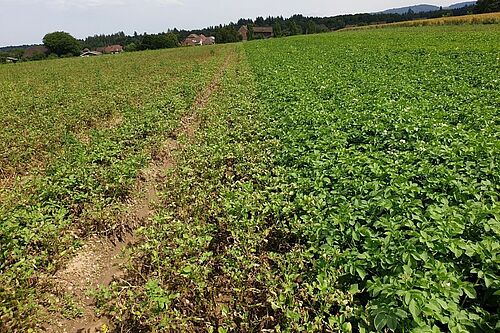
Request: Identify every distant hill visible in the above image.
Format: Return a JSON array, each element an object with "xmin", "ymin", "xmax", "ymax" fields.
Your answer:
[
  {"xmin": 447, "ymin": 1, "xmax": 477, "ymax": 9},
  {"xmin": 382, "ymin": 4, "xmax": 440, "ymax": 14},
  {"xmin": 0, "ymin": 45, "xmax": 35, "ymax": 52},
  {"xmin": 381, "ymin": 2, "xmax": 476, "ymax": 14}
]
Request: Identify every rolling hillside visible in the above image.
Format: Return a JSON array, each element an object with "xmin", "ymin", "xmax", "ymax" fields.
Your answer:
[{"xmin": 381, "ymin": 1, "xmax": 476, "ymax": 14}]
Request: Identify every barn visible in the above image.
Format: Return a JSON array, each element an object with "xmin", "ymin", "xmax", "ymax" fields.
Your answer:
[
  {"xmin": 239, "ymin": 25, "xmax": 274, "ymax": 40},
  {"xmin": 182, "ymin": 34, "xmax": 215, "ymax": 47}
]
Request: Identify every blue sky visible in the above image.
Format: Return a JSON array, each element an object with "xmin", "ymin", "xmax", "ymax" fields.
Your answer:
[{"xmin": 0, "ymin": 1, "xmax": 461, "ymax": 46}]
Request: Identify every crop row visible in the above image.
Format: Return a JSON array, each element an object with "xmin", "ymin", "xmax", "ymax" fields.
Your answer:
[{"xmin": 340, "ymin": 12, "xmax": 500, "ymax": 31}]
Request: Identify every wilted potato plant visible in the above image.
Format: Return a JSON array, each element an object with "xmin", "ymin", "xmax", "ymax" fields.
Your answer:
[{"xmin": 0, "ymin": 45, "xmax": 228, "ymax": 330}]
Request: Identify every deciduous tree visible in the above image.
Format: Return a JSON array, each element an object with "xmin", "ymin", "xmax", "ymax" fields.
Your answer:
[
  {"xmin": 43, "ymin": 32, "xmax": 81, "ymax": 57},
  {"xmin": 139, "ymin": 33, "xmax": 179, "ymax": 50}
]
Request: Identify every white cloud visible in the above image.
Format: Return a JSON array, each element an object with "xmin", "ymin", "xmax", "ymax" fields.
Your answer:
[{"xmin": 48, "ymin": 0, "xmax": 126, "ymax": 8}]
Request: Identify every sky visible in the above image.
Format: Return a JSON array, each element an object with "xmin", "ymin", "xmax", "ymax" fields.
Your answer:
[{"xmin": 0, "ymin": 0, "xmax": 462, "ymax": 46}]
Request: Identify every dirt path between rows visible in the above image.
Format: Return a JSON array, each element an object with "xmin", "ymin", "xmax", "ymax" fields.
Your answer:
[{"xmin": 41, "ymin": 50, "xmax": 233, "ymax": 333}]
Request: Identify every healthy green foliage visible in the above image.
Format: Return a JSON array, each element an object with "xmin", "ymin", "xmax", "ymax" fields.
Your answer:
[
  {"xmin": 475, "ymin": 0, "xmax": 500, "ymax": 13},
  {"xmin": 240, "ymin": 25, "xmax": 499, "ymax": 332},
  {"xmin": 139, "ymin": 32, "xmax": 179, "ymax": 50},
  {"xmin": 43, "ymin": 31, "xmax": 81, "ymax": 56}
]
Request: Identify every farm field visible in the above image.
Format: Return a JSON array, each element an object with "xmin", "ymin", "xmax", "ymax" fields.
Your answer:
[
  {"xmin": 340, "ymin": 12, "xmax": 500, "ymax": 30},
  {"xmin": 1, "ymin": 24, "xmax": 499, "ymax": 332}
]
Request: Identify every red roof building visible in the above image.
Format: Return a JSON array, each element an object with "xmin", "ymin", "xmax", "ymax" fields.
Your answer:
[
  {"xmin": 103, "ymin": 45, "xmax": 124, "ymax": 54},
  {"xmin": 182, "ymin": 34, "xmax": 215, "ymax": 47}
]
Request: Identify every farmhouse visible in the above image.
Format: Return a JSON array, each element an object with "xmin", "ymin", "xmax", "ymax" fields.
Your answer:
[
  {"xmin": 183, "ymin": 34, "xmax": 201, "ymax": 46},
  {"xmin": 203, "ymin": 35, "xmax": 216, "ymax": 45},
  {"xmin": 182, "ymin": 34, "xmax": 216, "ymax": 46},
  {"xmin": 239, "ymin": 25, "xmax": 274, "ymax": 40},
  {"xmin": 94, "ymin": 45, "xmax": 123, "ymax": 54},
  {"xmin": 6, "ymin": 57, "xmax": 19, "ymax": 63},
  {"xmin": 80, "ymin": 51, "xmax": 102, "ymax": 57},
  {"xmin": 253, "ymin": 26, "xmax": 274, "ymax": 38},
  {"xmin": 104, "ymin": 45, "xmax": 124, "ymax": 54}
]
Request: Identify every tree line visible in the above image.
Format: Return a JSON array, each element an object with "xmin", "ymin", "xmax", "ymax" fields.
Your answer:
[
  {"xmin": 74, "ymin": 1, "xmax": 496, "ymax": 46},
  {"xmin": 0, "ymin": 31, "xmax": 181, "ymax": 63},
  {"xmin": 1, "ymin": 0, "xmax": 498, "ymax": 64},
  {"xmin": 76, "ymin": 3, "xmax": 485, "ymax": 49}
]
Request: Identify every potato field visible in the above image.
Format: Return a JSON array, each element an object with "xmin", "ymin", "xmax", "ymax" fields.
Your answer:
[{"xmin": 1, "ymin": 24, "xmax": 499, "ymax": 332}]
